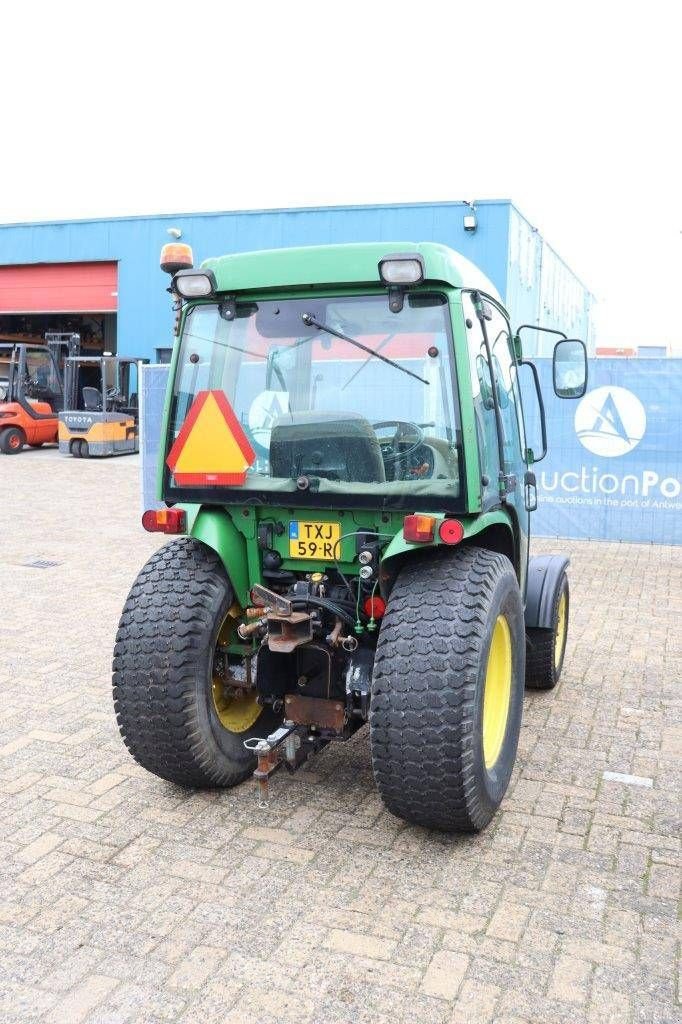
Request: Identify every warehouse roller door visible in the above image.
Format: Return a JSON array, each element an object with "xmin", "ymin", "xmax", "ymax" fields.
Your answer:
[
  {"xmin": 0, "ymin": 262, "xmax": 118, "ymax": 352},
  {"xmin": 0, "ymin": 262, "xmax": 117, "ymax": 313}
]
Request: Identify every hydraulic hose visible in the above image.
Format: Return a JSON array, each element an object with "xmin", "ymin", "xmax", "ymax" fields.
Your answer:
[{"xmin": 291, "ymin": 595, "xmax": 357, "ymax": 628}]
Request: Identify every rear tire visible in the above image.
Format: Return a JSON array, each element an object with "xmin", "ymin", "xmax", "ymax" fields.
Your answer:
[
  {"xmin": 70, "ymin": 439, "xmax": 82, "ymax": 458},
  {"xmin": 112, "ymin": 537, "xmax": 280, "ymax": 788},
  {"xmin": 525, "ymin": 574, "xmax": 569, "ymax": 690},
  {"xmin": 80, "ymin": 440, "xmax": 90, "ymax": 458},
  {"xmin": 370, "ymin": 547, "xmax": 525, "ymax": 832},
  {"xmin": 0, "ymin": 427, "xmax": 25, "ymax": 454}
]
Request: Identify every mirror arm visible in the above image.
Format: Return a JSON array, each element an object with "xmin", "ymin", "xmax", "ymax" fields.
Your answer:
[
  {"xmin": 515, "ymin": 324, "xmax": 568, "ymax": 343},
  {"xmin": 520, "ymin": 358, "xmax": 548, "ymax": 462}
]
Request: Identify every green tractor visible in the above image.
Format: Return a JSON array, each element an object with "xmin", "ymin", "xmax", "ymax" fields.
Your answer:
[{"xmin": 112, "ymin": 240, "xmax": 587, "ymax": 831}]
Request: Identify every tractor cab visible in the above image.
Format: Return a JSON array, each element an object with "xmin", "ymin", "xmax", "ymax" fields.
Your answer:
[{"xmin": 59, "ymin": 355, "xmax": 147, "ymax": 458}]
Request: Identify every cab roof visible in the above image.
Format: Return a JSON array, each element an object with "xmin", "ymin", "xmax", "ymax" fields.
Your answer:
[{"xmin": 202, "ymin": 241, "xmax": 502, "ymax": 301}]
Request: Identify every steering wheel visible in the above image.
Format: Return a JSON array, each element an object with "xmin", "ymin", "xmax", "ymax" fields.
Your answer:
[
  {"xmin": 106, "ymin": 386, "xmax": 124, "ymax": 405},
  {"xmin": 23, "ymin": 374, "xmax": 44, "ymax": 397},
  {"xmin": 372, "ymin": 420, "xmax": 425, "ymax": 465}
]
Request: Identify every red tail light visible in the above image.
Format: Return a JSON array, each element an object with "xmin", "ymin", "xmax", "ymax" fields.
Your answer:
[
  {"xmin": 142, "ymin": 508, "xmax": 186, "ymax": 534},
  {"xmin": 364, "ymin": 596, "xmax": 386, "ymax": 619},
  {"xmin": 403, "ymin": 514, "xmax": 436, "ymax": 543},
  {"xmin": 438, "ymin": 519, "xmax": 464, "ymax": 545}
]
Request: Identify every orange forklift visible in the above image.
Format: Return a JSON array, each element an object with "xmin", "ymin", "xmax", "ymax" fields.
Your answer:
[{"xmin": 0, "ymin": 333, "xmax": 80, "ymax": 453}]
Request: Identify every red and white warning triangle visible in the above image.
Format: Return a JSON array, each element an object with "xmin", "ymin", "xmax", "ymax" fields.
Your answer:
[{"xmin": 166, "ymin": 390, "xmax": 255, "ymax": 486}]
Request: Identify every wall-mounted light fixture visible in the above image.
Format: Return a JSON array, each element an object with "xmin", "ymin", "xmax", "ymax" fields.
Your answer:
[
  {"xmin": 166, "ymin": 227, "xmax": 182, "ymax": 239},
  {"xmin": 463, "ymin": 201, "xmax": 477, "ymax": 233}
]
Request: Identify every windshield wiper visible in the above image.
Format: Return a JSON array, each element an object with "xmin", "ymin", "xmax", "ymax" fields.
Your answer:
[
  {"xmin": 301, "ymin": 313, "xmax": 429, "ymax": 386},
  {"xmin": 341, "ymin": 332, "xmax": 395, "ymax": 391}
]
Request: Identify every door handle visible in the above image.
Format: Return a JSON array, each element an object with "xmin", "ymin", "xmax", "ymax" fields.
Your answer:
[{"xmin": 524, "ymin": 471, "xmax": 538, "ymax": 512}]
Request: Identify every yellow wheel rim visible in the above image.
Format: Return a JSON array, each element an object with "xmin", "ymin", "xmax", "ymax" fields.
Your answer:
[
  {"xmin": 482, "ymin": 615, "xmax": 512, "ymax": 770},
  {"xmin": 554, "ymin": 591, "xmax": 567, "ymax": 669},
  {"xmin": 211, "ymin": 603, "xmax": 262, "ymax": 734}
]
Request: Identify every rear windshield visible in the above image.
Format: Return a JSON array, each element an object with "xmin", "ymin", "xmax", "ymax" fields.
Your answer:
[{"xmin": 165, "ymin": 292, "xmax": 464, "ymax": 512}]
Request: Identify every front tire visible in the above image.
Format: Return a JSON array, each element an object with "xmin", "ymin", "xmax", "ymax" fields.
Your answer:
[
  {"xmin": 370, "ymin": 547, "xmax": 525, "ymax": 832},
  {"xmin": 112, "ymin": 537, "xmax": 280, "ymax": 788},
  {"xmin": 0, "ymin": 426, "xmax": 26, "ymax": 454}
]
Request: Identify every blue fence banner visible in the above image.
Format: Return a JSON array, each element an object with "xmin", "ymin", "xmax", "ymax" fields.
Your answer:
[
  {"xmin": 525, "ymin": 359, "xmax": 681, "ymax": 545},
  {"xmin": 141, "ymin": 358, "xmax": 681, "ymax": 545},
  {"xmin": 140, "ymin": 364, "xmax": 170, "ymax": 513}
]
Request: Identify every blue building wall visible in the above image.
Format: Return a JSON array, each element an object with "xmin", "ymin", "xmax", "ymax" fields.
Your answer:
[
  {"xmin": 0, "ymin": 200, "xmax": 593, "ymax": 361},
  {"xmin": 506, "ymin": 206, "xmax": 594, "ymax": 355}
]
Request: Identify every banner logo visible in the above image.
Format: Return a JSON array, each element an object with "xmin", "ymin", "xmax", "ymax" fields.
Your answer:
[
  {"xmin": 574, "ymin": 386, "xmax": 646, "ymax": 457},
  {"xmin": 248, "ymin": 389, "xmax": 290, "ymax": 455}
]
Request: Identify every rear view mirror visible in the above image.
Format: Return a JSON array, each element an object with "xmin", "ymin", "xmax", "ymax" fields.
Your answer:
[{"xmin": 553, "ymin": 339, "xmax": 587, "ymax": 398}]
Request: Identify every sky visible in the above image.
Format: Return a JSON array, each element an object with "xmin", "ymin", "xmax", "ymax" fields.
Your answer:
[{"xmin": 3, "ymin": 1, "xmax": 681, "ymax": 349}]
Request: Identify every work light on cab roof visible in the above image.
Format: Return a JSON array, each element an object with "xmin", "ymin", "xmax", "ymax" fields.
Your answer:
[
  {"xmin": 378, "ymin": 253, "xmax": 425, "ymax": 285},
  {"xmin": 378, "ymin": 252, "xmax": 425, "ymax": 312},
  {"xmin": 173, "ymin": 268, "xmax": 217, "ymax": 299}
]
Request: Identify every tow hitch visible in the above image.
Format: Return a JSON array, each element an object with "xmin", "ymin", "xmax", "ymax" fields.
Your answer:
[
  {"xmin": 244, "ymin": 721, "xmax": 328, "ymax": 807},
  {"xmin": 239, "ymin": 582, "xmax": 367, "ymax": 806}
]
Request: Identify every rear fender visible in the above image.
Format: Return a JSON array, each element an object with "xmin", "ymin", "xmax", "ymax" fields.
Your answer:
[
  {"xmin": 380, "ymin": 510, "xmax": 515, "ymax": 598},
  {"xmin": 0, "ymin": 403, "xmax": 30, "ymax": 428},
  {"xmin": 524, "ymin": 554, "xmax": 569, "ymax": 629},
  {"xmin": 183, "ymin": 505, "xmax": 251, "ymax": 606}
]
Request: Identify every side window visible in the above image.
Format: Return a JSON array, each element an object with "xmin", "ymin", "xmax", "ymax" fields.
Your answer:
[
  {"xmin": 121, "ymin": 361, "xmax": 139, "ymax": 407},
  {"xmin": 129, "ymin": 362, "xmax": 139, "ymax": 405},
  {"xmin": 25, "ymin": 348, "xmax": 62, "ymax": 401},
  {"xmin": 26, "ymin": 349, "xmax": 51, "ymax": 386},
  {"xmin": 103, "ymin": 360, "xmax": 118, "ymax": 392},
  {"xmin": 462, "ymin": 293, "xmax": 499, "ymax": 506},
  {"xmin": 487, "ymin": 307, "xmax": 526, "ymax": 468}
]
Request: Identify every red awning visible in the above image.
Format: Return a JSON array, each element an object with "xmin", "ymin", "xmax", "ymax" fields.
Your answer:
[{"xmin": 0, "ymin": 262, "xmax": 118, "ymax": 313}]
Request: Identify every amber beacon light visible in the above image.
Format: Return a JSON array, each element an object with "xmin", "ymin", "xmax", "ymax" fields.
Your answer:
[{"xmin": 160, "ymin": 243, "xmax": 194, "ymax": 275}]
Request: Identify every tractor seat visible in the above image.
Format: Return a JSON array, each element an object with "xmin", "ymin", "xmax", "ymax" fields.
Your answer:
[
  {"xmin": 269, "ymin": 411, "xmax": 386, "ymax": 484},
  {"xmin": 82, "ymin": 387, "xmax": 102, "ymax": 411}
]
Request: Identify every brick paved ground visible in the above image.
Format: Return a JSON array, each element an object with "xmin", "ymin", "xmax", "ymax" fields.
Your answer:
[{"xmin": 1, "ymin": 448, "xmax": 680, "ymax": 1024}]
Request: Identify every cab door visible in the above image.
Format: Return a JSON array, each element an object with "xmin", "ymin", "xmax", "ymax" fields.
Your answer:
[{"xmin": 463, "ymin": 292, "xmax": 530, "ymax": 592}]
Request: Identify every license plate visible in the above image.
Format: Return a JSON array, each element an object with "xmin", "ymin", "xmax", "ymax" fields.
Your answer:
[{"xmin": 289, "ymin": 520, "xmax": 341, "ymax": 560}]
